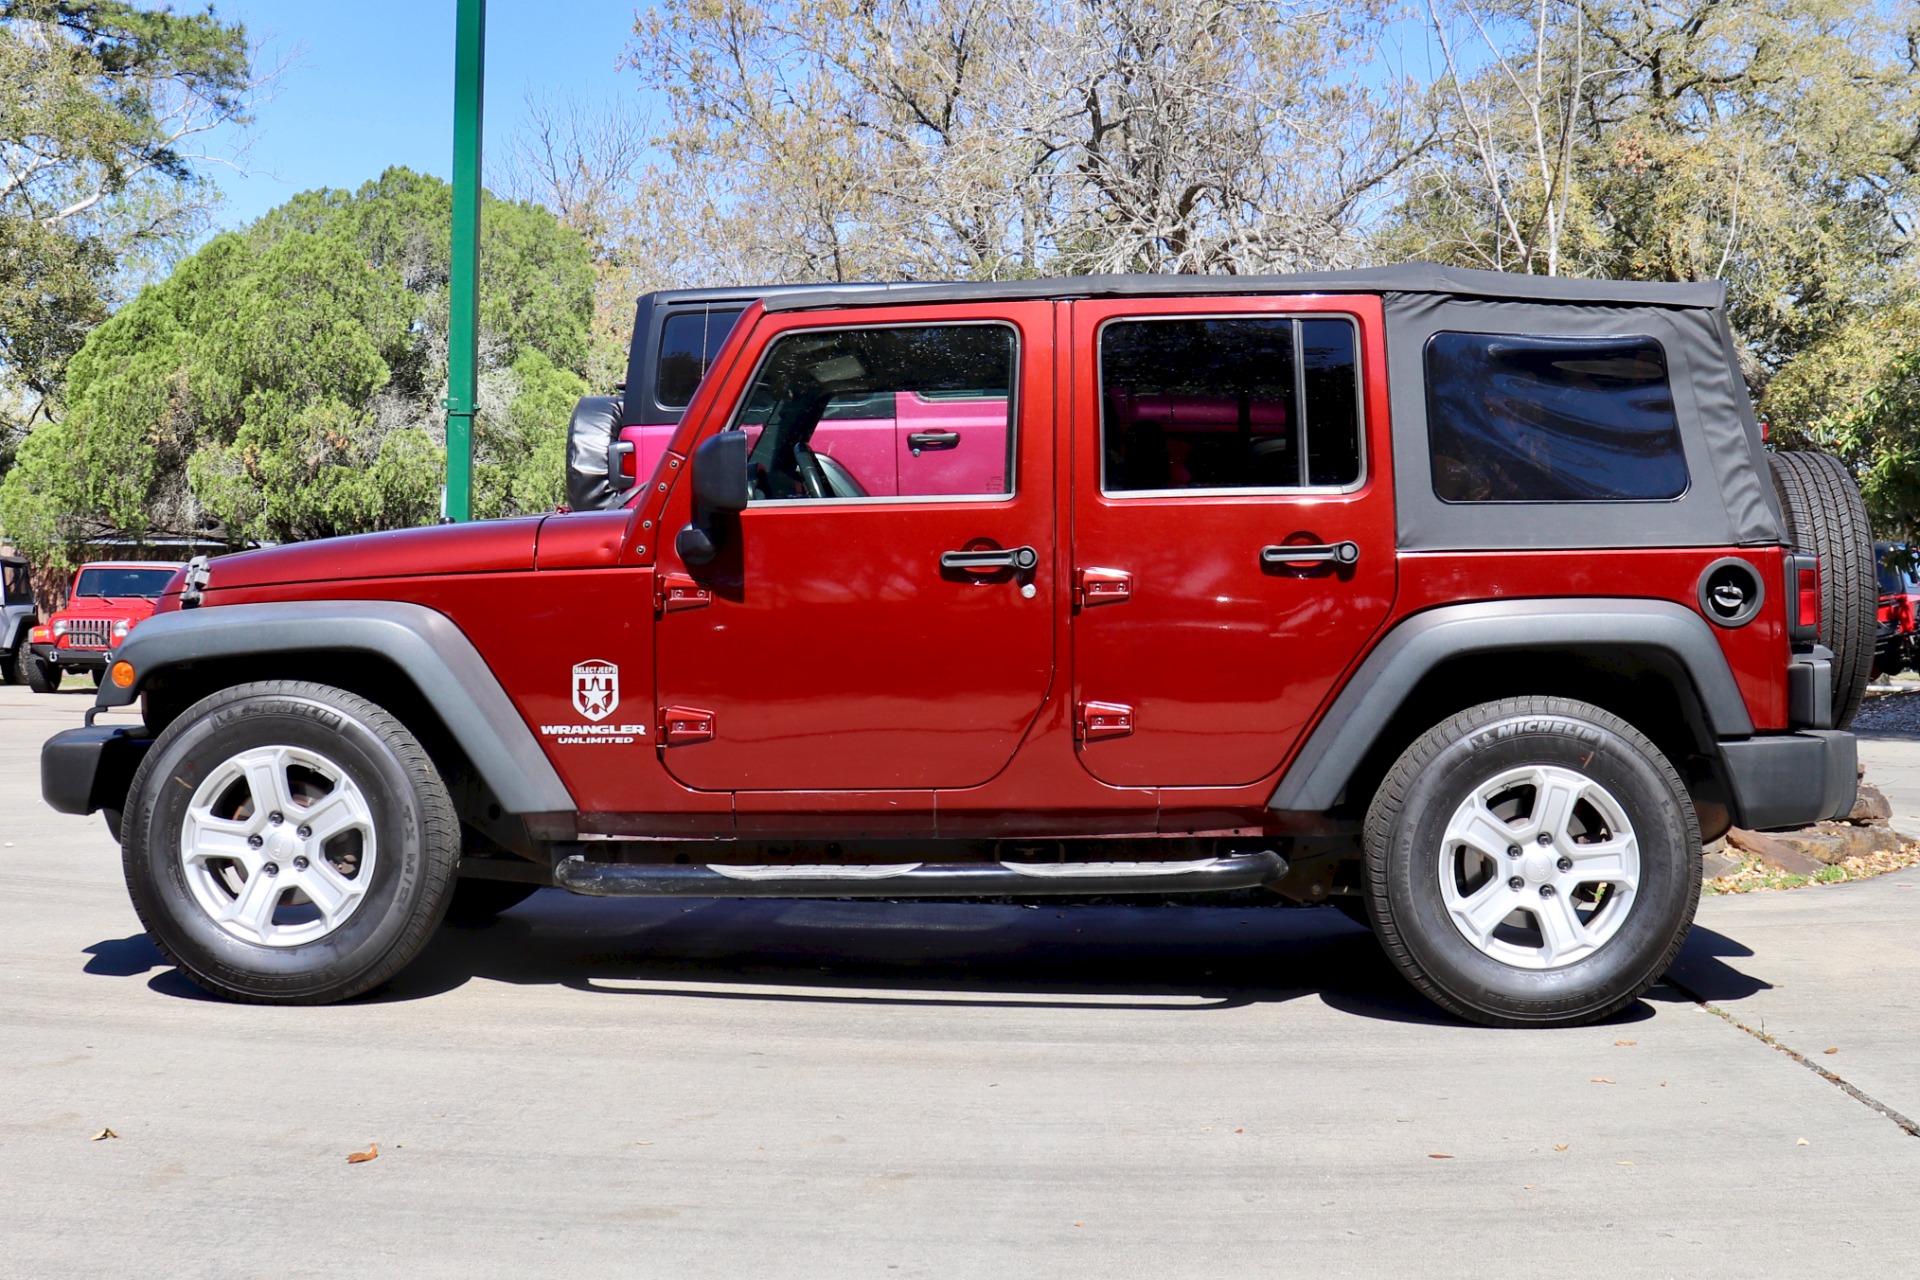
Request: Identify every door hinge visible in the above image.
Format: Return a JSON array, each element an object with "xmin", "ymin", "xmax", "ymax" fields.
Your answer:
[
  {"xmin": 658, "ymin": 706, "xmax": 715, "ymax": 745},
  {"xmin": 1074, "ymin": 567, "xmax": 1132, "ymax": 608},
  {"xmin": 656, "ymin": 571, "xmax": 711, "ymax": 614},
  {"xmin": 1076, "ymin": 700, "xmax": 1134, "ymax": 742}
]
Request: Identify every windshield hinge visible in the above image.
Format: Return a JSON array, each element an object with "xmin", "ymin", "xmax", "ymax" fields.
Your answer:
[{"xmin": 655, "ymin": 571, "xmax": 711, "ymax": 614}]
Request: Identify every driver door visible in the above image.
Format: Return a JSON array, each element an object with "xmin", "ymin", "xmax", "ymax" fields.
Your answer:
[{"xmin": 653, "ymin": 303, "xmax": 1057, "ymax": 792}]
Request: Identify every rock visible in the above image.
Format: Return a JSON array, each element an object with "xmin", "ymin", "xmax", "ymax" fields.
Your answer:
[
  {"xmin": 1700, "ymin": 851, "xmax": 1743, "ymax": 880},
  {"xmin": 1703, "ymin": 836, "xmax": 1728, "ymax": 855},
  {"xmin": 1726, "ymin": 827, "xmax": 1826, "ymax": 876},
  {"xmin": 1847, "ymin": 783, "xmax": 1893, "ymax": 825}
]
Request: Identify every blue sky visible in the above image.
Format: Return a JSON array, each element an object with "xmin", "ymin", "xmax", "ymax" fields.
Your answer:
[{"xmin": 205, "ymin": 1, "xmax": 650, "ymax": 230}]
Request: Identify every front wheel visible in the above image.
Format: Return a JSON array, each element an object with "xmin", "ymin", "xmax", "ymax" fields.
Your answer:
[
  {"xmin": 120, "ymin": 680, "xmax": 460, "ymax": 1003},
  {"xmin": 1361, "ymin": 696, "xmax": 1700, "ymax": 1027},
  {"xmin": 23, "ymin": 647, "xmax": 59, "ymax": 692}
]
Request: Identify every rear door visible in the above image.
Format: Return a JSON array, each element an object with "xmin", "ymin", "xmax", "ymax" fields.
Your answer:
[
  {"xmin": 654, "ymin": 303, "xmax": 1056, "ymax": 792},
  {"xmin": 1068, "ymin": 296, "xmax": 1397, "ymax": 787}
]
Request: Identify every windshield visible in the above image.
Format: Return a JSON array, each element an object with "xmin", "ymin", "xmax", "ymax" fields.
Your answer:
[{"xmin": 73, "ymin": 567, "xmax": 176, "ymax": 598}]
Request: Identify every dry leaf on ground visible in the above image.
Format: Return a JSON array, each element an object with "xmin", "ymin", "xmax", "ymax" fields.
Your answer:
[
  {"xmin": 1553, "ymin": 1143, "xmax": 1569, "ymax": 1151},
  {"xmin": 346, "ymin": 1143, "xmax": 378, "ymax": 1164},
  {"xmin": 1591, "ymin": 1077, "xmax": 1615, "ymax": 1084},
  {"xmin": 1428, "ymin": 1153, "xmax": 1453, "ymax": 1159},
  {"xmin": 89, "ymin": 1128, "xmax": 117, "ymax": 1141},
  {"xmin": 1824, "ymin": 1047, "xmax": 1839, "ymax": 1055},
  {"xmin": 1615, "ymin": 1040, "xmax": 1637, "ymax": 1047},
  {"xmin": 1796, "ymin": 1138, "xmax": 1810, "ymax": 1146}
]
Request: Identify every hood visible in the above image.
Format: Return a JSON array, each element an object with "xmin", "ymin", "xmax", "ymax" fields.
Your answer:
[
  {"xmin": 53, "ymin": 597, "xmax": 160, "ymax": 623},
  {"xmin": 199, "ymin": 517, "xmax": 547, "ymax": 594}
]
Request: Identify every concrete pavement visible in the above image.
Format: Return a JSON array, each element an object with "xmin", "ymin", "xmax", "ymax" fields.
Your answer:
[{"xmin": 3, "ymin": 682, "xmax": 1918, "ymax": 1277}]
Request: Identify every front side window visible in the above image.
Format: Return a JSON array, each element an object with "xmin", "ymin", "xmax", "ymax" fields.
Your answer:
[
  {"xmin": 736, "ymin": 323, "xmax": 1016, "ymax": 502},
  {"xmin": 1100, "ymin": 315, "xmax": 1362, "ymax": 494},
  {"xmin": 73, "ymin": 567, "xmax": 175, "ymax": 598},
  {"xmin": 1425, "ymin": 332, "xmax": 1689, "ymax": 503},
  {"xmin": 656, "ymin": 308, "xmax": 744, "ymax": 409}
]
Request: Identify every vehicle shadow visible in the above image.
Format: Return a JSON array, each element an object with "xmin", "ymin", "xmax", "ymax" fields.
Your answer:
[
  {"xmin": 91, "ymin": 892, "xmax": 1657, "ymax": 1026},
  {"xmin": 1667, "ymin": 923, "xmax": 1773, "ymax": 1004}
]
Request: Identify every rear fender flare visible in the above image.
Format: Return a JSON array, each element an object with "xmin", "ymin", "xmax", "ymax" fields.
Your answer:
[
  {"xmin": 95, "ymin": 601, "xmax": 574, "ymax": 815},
  {"xmin": 1270, "ymin": 598, "xmax": 1753, "ymax": 812}
]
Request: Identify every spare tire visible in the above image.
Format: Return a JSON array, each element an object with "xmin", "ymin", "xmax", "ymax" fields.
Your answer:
[
  {"xmin": 564, "ymin": 395, "xmax": 628, "ymax": 513},
  {"xmin": 1769, "ymin": 450, "xmax": 1875, "ymax": 727}
]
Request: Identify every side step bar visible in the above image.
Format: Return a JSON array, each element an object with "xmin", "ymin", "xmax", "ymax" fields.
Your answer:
[{"xmin": 554, "ymin": 851, "xmax": 1287, "ymax": 899}]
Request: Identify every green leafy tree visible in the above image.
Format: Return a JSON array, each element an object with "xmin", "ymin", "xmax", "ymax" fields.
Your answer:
[
  {"xmin": 0, "ymin": 0, "xmax": 257, "ymax": 465},
  {"xmin": 0, "ymin": 167, "xmax": 593, "ymax": 564}
]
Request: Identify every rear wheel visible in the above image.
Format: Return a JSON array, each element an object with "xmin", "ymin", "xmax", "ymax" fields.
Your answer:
[
  {"xmin": 1362, "ymin": 696, "xmax": 1700, "ymax": 1027},
  {"xmin": 120, "ymin": 680, "xmax": 459, "ymax": 1003},
  {"xmin": 1770, "ymin": 450, "xmax": 1875, "ymax": 726}
]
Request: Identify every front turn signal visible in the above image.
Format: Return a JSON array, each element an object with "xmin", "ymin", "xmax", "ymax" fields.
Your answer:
[{"xmin": 110, "ymin": 661, "xmax": 136, "ymax": 688}]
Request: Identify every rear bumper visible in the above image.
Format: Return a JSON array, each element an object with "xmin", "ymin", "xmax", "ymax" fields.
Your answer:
[
  {"xmin": 41, "ymin": 725, "xmax": 151, "ymax": 817},
  {"xmin": 1717, "ymin": 731, "xmax": 1857, "ymax": 831}
]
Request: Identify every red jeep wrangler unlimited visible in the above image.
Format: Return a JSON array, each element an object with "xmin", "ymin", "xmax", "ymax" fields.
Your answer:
[{"xmin": 42, "ymin": 266, "xmax": 1872, "ymax": 1026}]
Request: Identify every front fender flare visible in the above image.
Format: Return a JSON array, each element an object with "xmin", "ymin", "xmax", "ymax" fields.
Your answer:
[
  {"xmin": 95, "ymin": 601, "xmax": 574, "ymax": 815},
  {"xmin": 1269, "ymin": 598, "xmax": 1754, "ymax": 812}
]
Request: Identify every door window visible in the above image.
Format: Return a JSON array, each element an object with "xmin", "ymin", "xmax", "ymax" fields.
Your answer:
[
  {"xmin": 734, "ymin": 323, "xmax": 1016, "ymax": 502},
  {"xmin": 1100, "ymin": 315, "xmax": 1363, "ymax": 494}
]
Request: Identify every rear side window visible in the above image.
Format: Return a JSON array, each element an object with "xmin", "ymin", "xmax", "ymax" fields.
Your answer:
[
  {"xmin": 1100, "ymin": 315, "xmax": 1362, "ymax": 494},
  {"xmin": 656, "ymin": 309, "xmax": 743, "ymax": 409},
  {"xmin": 1426, "ymin": 332, "xmax": 1688, "ymax": 503},
  {"xmin": 1, "ymin": 561, "xmax": 28, "ymax": 605}
]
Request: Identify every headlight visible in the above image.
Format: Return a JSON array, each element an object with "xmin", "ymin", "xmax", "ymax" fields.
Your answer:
[
  {"xmin": 113, "ymin": 619, "xmax": 131, "ymax": 639},
  {"xmin": 52, "ymin": 619, "xmax": 67, "ymax": 638}
]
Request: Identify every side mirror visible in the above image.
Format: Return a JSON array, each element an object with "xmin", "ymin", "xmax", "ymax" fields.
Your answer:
[
  {"xmin": 676, "ymin": 430, "xmax": 749, "ymax": 567},
  {"xmin": 691, "ymin": 430, "xmax": 749, "ymax": 513}
]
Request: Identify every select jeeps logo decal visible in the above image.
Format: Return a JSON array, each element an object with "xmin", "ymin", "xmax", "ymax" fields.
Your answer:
[
  {"xmin": 573, "ymin": 659, "xmax": 620, "ymax": 721},
  {"xmin": 539, "ymin": 660, "xmax": 649, "ymax": 745}
]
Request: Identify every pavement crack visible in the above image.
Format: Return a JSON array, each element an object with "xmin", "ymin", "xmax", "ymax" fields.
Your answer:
[{"xmin": 1661, "ymin": 981, "xmax": 1920, "ymax": 1139}]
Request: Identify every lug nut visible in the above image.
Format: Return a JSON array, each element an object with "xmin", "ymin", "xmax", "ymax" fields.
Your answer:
[
  {"xmin": 1557, "ymin": 856, "xmax": 1573, "ymax": 872},
  {"xmin": 1538, "ymin": 885, "xmax": 1555, "ymax": 898},
  {"xmin": 1507, "ymin": 845, "xmax": 1522, "ymax": 858},
  {"xmin": 247, "ymin": 834, "xmax": 264, "ymax": 849},
  {"xmin": 293, "ymin": 856, "xmax": 309, "ymax": 871},
  {"xmin": 1508, "ymin": 876, "xmax": 1524, "ymax": 891},
  {"xmin": 297, "ymin": 825, "xmax": 311, "ymax": 839},
  {"xmin": 269, "ymin": 811, "xmax": 284, "ymax": 826},
  {"xmin": 263, "ymin": 862, "xmax": 279, "ymax": 877},
  {"xmin": 1537, "ymin": 833, "xmax": 1552, "ymax": 845}
]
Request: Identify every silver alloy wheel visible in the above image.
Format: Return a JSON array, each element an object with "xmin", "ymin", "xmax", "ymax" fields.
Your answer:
[
  {"xmin": 179, "ymin": 744, "xmax": 378, "ymax": 947},
  {"xmin": 1437, "ymin": 764, "xmax": 1640, "ymax": 970}
]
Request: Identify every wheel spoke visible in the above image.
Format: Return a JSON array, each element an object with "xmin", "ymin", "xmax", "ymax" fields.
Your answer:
[
  {"xmin": 1532, "ymin": 769, "xmax": 1586, "ymax": 847},
  {"xmin": 1566, "ymin": 835, "xmax": 1638, "ymax": 888},
  {"xmin": 223, "ymin": 866, "xmax": 283, "ymax": 940},
  {"xmin": 1454, "ymin": 878, "xmax": 1517, "ymax": 944},
  {"xmin": 297, "ymin": 790, "xmax": 367, "ymax": 845},
  {"xmin": 295, "ymin": 857, "xmax": 361, "ymax": 924},
  {"xmin": 241, "ymin": 749, "xmax": 294, "ymax": 821},
  {"xmin": 1444, "ymin": 800, "xmax": 1517, "ymax": 863},
  {"xmin": 1532, "ymin": 890, "xmax": 1592, "ymax": 965},
  {"xmin": 183, "ymin": 814, "xmax": 260, "ymax": 869}
]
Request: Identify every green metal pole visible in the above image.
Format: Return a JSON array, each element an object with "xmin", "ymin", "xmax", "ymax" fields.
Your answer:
[{"xmin": 445, "ymin": 0, "xmax": 485, "ymax": 522}]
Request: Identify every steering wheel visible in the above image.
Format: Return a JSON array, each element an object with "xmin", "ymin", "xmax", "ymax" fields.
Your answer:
[{"xmin": 793, "ymin": 444, "xmax": 833, "ymax": 499}]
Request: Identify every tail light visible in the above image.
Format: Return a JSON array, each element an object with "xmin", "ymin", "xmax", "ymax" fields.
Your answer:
[{"xmin": 1787, "ymin": 552, "xmax": 1821, "ymax": 644}]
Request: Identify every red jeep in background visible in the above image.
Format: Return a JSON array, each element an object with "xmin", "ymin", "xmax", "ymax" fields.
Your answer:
[
  {"xmin": 22, "ymin": 561, "xmax": 183, "ymax": 693},
  {"xmin": 41, "ymin": 265, "xmax": 1875, "ymax": 1028}
]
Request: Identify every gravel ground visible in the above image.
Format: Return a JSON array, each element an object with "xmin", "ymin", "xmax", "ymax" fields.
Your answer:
[{"xmin": 1851, "ymin": 686, "xmax": 1920, "ymax": 733}]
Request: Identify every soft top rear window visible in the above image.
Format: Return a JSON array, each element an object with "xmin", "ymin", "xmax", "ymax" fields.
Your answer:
[
  {"xmin": 1426, "ymin": 332, "xmax": 1688, "ymax": 503},
  {"xmin": 657, "ymin": 308, "xmax": 744, "ymax": 409}
]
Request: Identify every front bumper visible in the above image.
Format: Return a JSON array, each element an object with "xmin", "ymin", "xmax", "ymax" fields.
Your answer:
[
  {"xmin": 42, "ymin": 724, "xmax": 151, "ymax": 817},
  {"xmin": 31, "ymin": 642, "xmax": 112, "ymax": 671},
  {"xmin": 1717, "ymin": 731, "xmax": 1857, "ymax": 831}
]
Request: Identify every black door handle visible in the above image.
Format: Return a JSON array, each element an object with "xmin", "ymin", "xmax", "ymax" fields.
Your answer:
[
  {"xmin": 1261, "ymin": 541, "xmax": 1359, "ymax": 567},
  {"xmin": 908, "ymin": 430, "xmax": 961, "ymax": 455},
  {"xmin": 941, "ymin": 545, "xmax": 1038, "ymax": 572}
]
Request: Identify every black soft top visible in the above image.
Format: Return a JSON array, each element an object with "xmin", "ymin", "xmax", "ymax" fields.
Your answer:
[{"xmin": 758, "ymin": 264, "xmax": 1726, "ymax": 313}]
